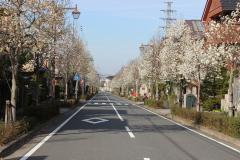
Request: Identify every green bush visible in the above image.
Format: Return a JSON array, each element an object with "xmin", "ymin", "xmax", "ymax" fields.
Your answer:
[
  {"xmin": 228, "ymin": 117, "xmax": 240, "ymax": 138},
  {"xmin": 201, "ymin": 112, "xmax": 227, "ymax": 132},
  {"xmin": 24, "ymin": 102, "xmax": 59, "ymax": 122},
  {"xmin": 171, "ymin": 106, "xmax": 201, "ymax": 124},
  {"xmin": 171, "ymin": 107, "xmax": 240, "ymax": 138},
  {"xmin": 202, "ymin": 98, "xmax": 221, "ymax": 111},
  {"xmin": 144, "ymin": 99, "xmax": 166, "ymax": 109},
  {"xmin": 144, "ymin": 99, "xmax": 156, "ymax": 106}
]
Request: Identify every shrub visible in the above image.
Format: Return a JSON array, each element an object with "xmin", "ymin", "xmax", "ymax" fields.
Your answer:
[
  {"xmin": 171, "ymin": 107, "xmax": 240, "ymax": 138},
  {"xmin": 0, "ymin": 120, "xmax": 30, "ymax": 145},
  {"xmin": 201, "ymin": 112, "xmax": 227, "ymax": 132},
  {"xmin": 144, "ymin": 99, "xmax": 167, "ymax": 109},
  {"xmin": 202, "ymin": 98, "xmax": 221, "ymax": 111},
  {"xmin": 228, "ymin": 117, "xmax": 240, "ymax": 138},
  {"xmin": 171, "ymin": 106, "xmax": 201, "ymax": 124},
  {"xmin": 24, "ymin": 102, "xmax": 59, "ymax": 122},
  {"xmin": 144, "ymin": 99, "xmax": 156, "ymax": 107}
]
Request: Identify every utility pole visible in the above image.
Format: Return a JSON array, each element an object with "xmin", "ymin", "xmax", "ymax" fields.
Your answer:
[{"xmin": 160, "ymin": 1, "xmax": 176, "ymax": 32}]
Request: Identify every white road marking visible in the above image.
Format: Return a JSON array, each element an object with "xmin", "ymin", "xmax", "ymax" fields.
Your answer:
[
  {"xmin": 94, "ymin": 102, "xmax": 98, "ymax": 105},
  {"xmin": 82, "ymin": 117, "xmax": 109, "ymax": 124},
  {"xmin": 111, "ymin": 104, "xmax": 124, "ymax": 122},
  {"xmin": 19, "ymin": 96, "xmax": 97, "ymax": 160},
  {"xmin": 20, "ymin": 105, "xmax": 86, "ymax": 160},
  {"xmin": 125, "ymin": 126, "xmax": 135, "ymax": 138},
  {"xmin": 117, "ymin": 103, "xmax": 121, "ymax": 105},
  {"xmin": 102, "ymin": 103, "xmax": 106, "ymax": 105},
  {"xmin": 144, "ymin": 158, "xmax": 150, "ymax": 160},
  {"xmin": 105, "ymin": 94, "xmax": 110, "ymax": 102},
  {"xmin": 125, "ymin": 104, "xmax": 129, "ymax": 106},
  {"xmin": 134, "ymin": 104, "xmax": 240, "ymax": 154}
]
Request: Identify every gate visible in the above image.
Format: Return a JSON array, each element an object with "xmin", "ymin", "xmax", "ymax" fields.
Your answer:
[{"xmin": 186, "ymin": 94, "xmax": 196, "ymax": 108}]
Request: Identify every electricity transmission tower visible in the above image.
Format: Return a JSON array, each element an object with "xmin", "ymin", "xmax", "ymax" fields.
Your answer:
[{"xmin": 160, "ymin": 1, "xmax": 176, "ymax": 32}]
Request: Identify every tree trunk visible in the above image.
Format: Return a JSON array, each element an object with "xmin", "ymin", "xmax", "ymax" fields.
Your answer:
[
  {"xmin": 35, "ymin": 72, "xmax": 40, "ymax": 106},
  {"xmin": 197, "ymin": 80, "xmax": 201, "ymax": 112},
  {"xmin": 228, "ymin": 64, "xmax": 234, "ymax": 117},
  {"xmin": 136, "ymin": 80, "xmax": 138, "ymax": 98},
  {"xmin": 196, "ymin": 65, "xmax": 201, "ymax": 112},
  {"xmin": 155, "ymin": 81, "xmax": 159, "ymax": 101},
  {"xmin": 11, "ymin": 64, "xmax": 17, "ymax": 122},
  {"xmin": 64, "ymin": 73, "xmax": 68, "ymax": 101}
]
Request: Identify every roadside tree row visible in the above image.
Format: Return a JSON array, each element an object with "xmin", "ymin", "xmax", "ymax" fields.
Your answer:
[
  {"xmin": 0, "ymin": 0, "xmax": 98, "ymax": 122},
  {"xmin": 112, "ymin": 3, "xmax": 240, "ymax": 116}
]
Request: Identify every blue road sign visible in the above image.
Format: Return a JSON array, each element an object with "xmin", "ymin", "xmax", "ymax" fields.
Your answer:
[{"xmin": 73, "ymin": 74, "xmax": 81, "ymax": 81}]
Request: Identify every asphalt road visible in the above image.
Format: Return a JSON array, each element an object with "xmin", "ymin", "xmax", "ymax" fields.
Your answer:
[{"xmin": 15, "ymin": 92, "xmax": 240, "ymax": 160}]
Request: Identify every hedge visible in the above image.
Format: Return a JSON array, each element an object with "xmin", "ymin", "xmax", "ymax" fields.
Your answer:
[
  {"xmin": 171, "ymin": 107, "xmax": 240, "ymax": 138},
  {"xmin": 0, "ymin": 99, "xmax": 81, "ymax": 146},
  {"xmin": 144, "ymin": 99, "xmax": 167, "ymax": 109},
  {"xmin": 0, "ymin": 120, "xmax": 29, "ymax": 146}
]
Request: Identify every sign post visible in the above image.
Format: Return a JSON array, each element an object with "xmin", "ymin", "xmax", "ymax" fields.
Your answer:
[{"xmin": 73, "ymin": 73, "xmax": 80, "ymax": 100}]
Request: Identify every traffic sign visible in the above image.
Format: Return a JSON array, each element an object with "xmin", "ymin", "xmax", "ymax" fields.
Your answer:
[{"xmin": 73, "ymin": 73, "xmax": 80, "ymax": 81}]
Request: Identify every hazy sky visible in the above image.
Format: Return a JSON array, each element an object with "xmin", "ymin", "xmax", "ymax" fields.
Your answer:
[{"xmin": 70, "ymin": 0, "xmax": 206, "ymax": 75}]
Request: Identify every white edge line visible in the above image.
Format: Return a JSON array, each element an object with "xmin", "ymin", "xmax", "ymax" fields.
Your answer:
[
  {"xmin": 125, "ymin": 126, "xmax": 135, "ymax": 138},
  {"xmin": 111, "ymin": 104, "xmax": 124, "ymax": 122},
  {"xmin": 105, "ymin": 93, "xmax": 110, "ymax": 102},
  {"xmin": 134, "ymin": 104, "xmax": 240, "ymax": 154},
  {"xmin": 20, "ymin": 96, "xmax": 96, "ymax": 160}
]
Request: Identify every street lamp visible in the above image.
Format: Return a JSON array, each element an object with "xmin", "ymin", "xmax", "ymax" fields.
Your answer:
[
  {"xmin": 72, "ymin": 5, "xmax": 81, "ymax": 19},
  {"xmin": 57, "ymin": 4, "xmax": 81, "ymax": 101}
]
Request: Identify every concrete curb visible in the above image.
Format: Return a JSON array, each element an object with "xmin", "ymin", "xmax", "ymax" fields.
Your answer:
[{"xmin": 0, "ymin": 103, "xmax": 85, "ymax": 158}]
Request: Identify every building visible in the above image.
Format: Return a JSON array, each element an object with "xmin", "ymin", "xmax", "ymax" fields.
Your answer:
[
  {"xmin": 202, "ymin": 0, "xmax": 239, "ymax": 23},
  {"xmin": 100, "ymin": 76, "xmax": 114, "ymax": 92},
  {"xmin": 202, "ymin": 0, "xmax": 240, "ymax": 44},
  {"xmin": 185, "ymin": 20, "xmax": 205, "ymax": 39}
]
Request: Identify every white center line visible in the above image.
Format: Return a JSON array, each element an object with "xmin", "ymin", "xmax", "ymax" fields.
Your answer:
[
  {"xmin": 111, "ymin": 104, "xmax": 124, "ymax": 122},
  {"xmin": 144, "ymin": 158, "xmax": 150, "ymax": 160},
  {"xmin": 125, "ymin": 126, "xmax": 135, "ymax": 138}
]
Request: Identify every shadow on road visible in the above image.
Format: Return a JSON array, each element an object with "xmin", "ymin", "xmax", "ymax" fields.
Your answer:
[{"xmin": 5, "ymin": 156, "xmax": 48, "ymax": 160}]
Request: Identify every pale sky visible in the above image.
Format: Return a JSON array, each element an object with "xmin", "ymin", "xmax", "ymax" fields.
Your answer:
[{"xmin": 70, "ymin": 0, "xmax": 206, "ymax": 75}]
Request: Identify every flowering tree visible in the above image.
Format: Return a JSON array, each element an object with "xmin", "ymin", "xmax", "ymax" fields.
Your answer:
[
  {"xmin": 206, "ymin": 2, "xmax": 240, "ymax": 116},
  {"xmin": 0, "ymin": 0, "xmax": 65, "ymax": 121}
]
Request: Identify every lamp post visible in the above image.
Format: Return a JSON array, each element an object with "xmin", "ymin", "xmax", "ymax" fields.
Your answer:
[{"xmin": 61, "ymin": 5, "xmax": 80, "ymax": 101}]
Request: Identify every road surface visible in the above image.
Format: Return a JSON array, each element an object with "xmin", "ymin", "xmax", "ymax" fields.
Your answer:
[{"xmin": 14, "ymin": 92, "xmax": 240, "ymax": 160}]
